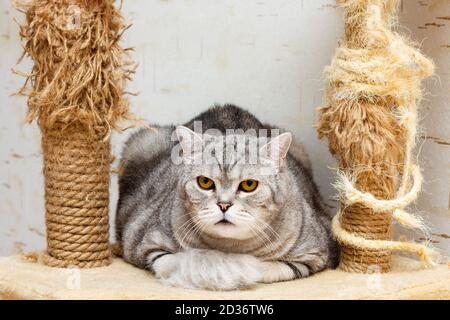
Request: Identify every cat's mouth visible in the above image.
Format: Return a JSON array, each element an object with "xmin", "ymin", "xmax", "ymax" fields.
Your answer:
[{"xmin": 215, "ymin": 219, "xmax": 234, "ymax": 226}]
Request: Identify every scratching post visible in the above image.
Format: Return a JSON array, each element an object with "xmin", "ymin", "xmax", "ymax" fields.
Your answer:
[
  {"xmin": 16, "ymin": 0, "xmax": 134, "ymax": 268},
  {"xmin": 41, "ymin": 126, "xmax": 111, "ymax": 268},
  {"xmin": 317, "ymin": 0, "xmax": 436, "ymax": 272}
]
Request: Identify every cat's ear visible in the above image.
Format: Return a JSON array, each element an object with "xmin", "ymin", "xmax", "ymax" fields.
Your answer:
[
  {"xmin": 259, "ymin": 132, "xmax": 292, "ymax": 163},
  {"xmin": 176, "ymin": 126, "xmax": 203, "ymax": 158}
]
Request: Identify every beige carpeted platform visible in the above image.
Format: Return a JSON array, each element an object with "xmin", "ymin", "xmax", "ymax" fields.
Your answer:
[{"xmin": 0, "ymin": 254, "xmax": 449, "ymax": 300}]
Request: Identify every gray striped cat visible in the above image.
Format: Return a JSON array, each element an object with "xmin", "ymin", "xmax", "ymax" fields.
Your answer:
[{"xmin": 116, "ymin": 105, "xmax": 338, "ymax": 290}]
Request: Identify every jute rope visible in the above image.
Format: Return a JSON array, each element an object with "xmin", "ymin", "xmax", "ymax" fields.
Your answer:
[
  {"xmin": 41, "ymin": 125, "xmax": 111, "ymax": 268},
  {"xmin": 317, "ymin": 0, "xmax": 437, "ymax": 272},
  {"xmin": 15, "ymin": 0, "xmax": 135, "ymax": 268}
]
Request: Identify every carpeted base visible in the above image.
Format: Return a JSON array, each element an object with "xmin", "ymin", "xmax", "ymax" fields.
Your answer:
[{"xmin": 0, "ymin": 253, "xmax": 449, "ymax": 300}]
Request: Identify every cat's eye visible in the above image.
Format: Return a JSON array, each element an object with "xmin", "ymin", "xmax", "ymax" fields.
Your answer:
[
  {"xmin": 239, "ymin": 180, "xmax": 258, "ymax": 192},
  {"xmin": 197, "ymin": 176, "xmax": 215, "ymax": 190}
]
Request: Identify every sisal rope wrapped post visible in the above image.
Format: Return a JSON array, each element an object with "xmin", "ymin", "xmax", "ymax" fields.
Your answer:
[
  {"xmin": 16, "ymin": 0, "xmax": 135, "ymax": 268},
  {"xmin": 317, "ymin": 0, "xmax": 437, "ymax": 272}
]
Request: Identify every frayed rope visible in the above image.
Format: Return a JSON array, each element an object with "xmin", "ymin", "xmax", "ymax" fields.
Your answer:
[{"xmin": 332, "ymin": 108, "xmax": 438, "ymax": 266}]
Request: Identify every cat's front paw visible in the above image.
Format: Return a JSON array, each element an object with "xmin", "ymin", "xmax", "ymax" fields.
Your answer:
[{"xmin": 152, "ymin": 249, "xmax": 262, "ymax": 291}]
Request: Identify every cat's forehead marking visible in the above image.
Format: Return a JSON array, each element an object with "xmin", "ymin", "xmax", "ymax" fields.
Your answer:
[
  {"xmin": 227, "ymin": 163, "xmax": 243, "ymax": 180},
  {"xmin": 210, "ymin": 163, "xmax": 223, "ymax": 178},
  {"xmin": 202, "ymin": 133, "xmax": 263, "ymax": 182}
]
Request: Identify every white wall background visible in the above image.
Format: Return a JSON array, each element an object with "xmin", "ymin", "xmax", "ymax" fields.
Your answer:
[{"xmin": 0, "ymin": 0, "xmax": 448, "ymax": 257}]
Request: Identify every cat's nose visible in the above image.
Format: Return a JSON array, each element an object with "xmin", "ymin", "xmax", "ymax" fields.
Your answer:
[{"xmin": 217, "ymin": 202, "xmax": 232, "ymax": 212}]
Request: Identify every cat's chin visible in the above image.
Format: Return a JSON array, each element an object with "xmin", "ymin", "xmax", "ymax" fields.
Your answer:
[{"xmin": 204, "ymin": 223, "xmax": 254, "ymax": 240}]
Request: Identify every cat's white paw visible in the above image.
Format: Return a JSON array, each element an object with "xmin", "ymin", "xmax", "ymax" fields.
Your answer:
[{"xmin": 153, "ymin": 249, "xmax": 262, "ymax": 291}]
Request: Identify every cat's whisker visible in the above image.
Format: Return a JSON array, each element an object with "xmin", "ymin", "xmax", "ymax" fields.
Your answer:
[
  {"xmin": 251, "ymin": 220, "xmax": 278, "ymax": 251},
  {"xmin": 242, "ymin": 220, "xmax": 273, "ymax": 250},
  {"xmin": 174, "ymin": 215, "xmax": 197, "ymax": 236},
  {"xmin": 255, "ymin": 217, "xmax": 281, "ymax": 241},
  {"xmin": 190, "ymin": 221, "xmax": 207, "ymax": 243},
  {"xmin": 179, "ymin": 217, "xmax": 201, "ymax": 247},
  {"xmin": 174, "ymin": 208, "xmax": 212, "ymax": 232},
  {"xmin": 185, "ymin": 220, "xmax": 208, "ymax": 246},
  {"xmin": 258, "ymin": 222, "xmax": 280, "ymax": 250},
  {"xmin": 182, "ymin": 225, "xmax": 199, "ymax": 246}
]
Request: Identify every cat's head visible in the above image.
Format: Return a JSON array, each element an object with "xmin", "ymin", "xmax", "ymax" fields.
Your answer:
[{"xmin": 175, "ymin": 126, "xmax": 292, "ymax": 240}]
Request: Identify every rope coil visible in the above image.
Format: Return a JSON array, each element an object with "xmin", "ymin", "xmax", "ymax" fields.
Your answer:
[{"xmin": 42, "ymin": 126, "xmax": 111, "ymax": 268}]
